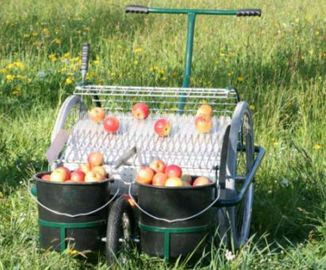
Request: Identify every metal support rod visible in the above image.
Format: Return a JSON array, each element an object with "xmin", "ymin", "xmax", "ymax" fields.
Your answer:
[
  {"xmin": 214, "ymin": 146, "xmax": 265, "ymax": 207},
  {"xmin": 178, "ymin": 13, "xmax": 196, "ymax": 113}
]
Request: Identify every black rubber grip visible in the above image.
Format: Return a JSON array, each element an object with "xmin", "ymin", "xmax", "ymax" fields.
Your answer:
[
  {"xmin": 125, "ymin": 5, "xmax": 149, "ymax": 14},
  {"xmin": 81, "ymin": 43, "xmax": 90, "ymax": 72},
  {"xmin": 237, "ymin": 9, "xmax": 261, "ymax": 17}
]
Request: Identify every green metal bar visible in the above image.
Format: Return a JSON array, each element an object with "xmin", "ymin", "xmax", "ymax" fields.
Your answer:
[
  {"xmin": 139, "ymin": 223, "xmax": 211, "ymax": 234},
  {"xmin": 178, "ymin": 12, "xmax": 196, "ymax": 113},
  {"xmin": 39, "ymin": 219, "xmax": 106, "ymax": 251},
  {"xmin": 60, "ymin": 226, "xmax": 66, "ymax": 251},
  {"xmin": 39, "ymin": 219, "xmax": 106, "ymax": 229},
  {"xmin": 163, "ymin": 232, "xmax": 170, "ymax": 261},
  {"xmin": 139, "ymin": 223, "xmax": 211, "ymax": 261},
  {"xmin": 148, "ymin": 7, "xmax": 238, "ymax": 16}
]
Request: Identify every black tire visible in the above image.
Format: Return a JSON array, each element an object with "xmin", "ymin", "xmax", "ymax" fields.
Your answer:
[{"xmin": 106, "ymin": 195, "xmax": 138, "ymax": 265}]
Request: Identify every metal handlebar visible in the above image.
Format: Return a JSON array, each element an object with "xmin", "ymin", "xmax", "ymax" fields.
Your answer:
[
  {"xmin": 125, "ymin": 5, "xmax": 261, "ymax": 17},
  {"xmin": 125, "ymin": 5, "xmax": 262, "ymax": 113},
  {"xmin": 81, "ymin": 43, "xmax": 90, "ymax": 84}
]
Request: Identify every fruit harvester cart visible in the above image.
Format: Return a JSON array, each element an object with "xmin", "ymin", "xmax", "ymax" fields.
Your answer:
[{"xmin": 32, "ymin": 5, "xmax": 265, "ymax": 264}]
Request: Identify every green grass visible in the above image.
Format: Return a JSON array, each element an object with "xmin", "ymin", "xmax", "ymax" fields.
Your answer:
[{"xmin": 0, "ymin": 0, "xmax": 325, "ymax": 269}]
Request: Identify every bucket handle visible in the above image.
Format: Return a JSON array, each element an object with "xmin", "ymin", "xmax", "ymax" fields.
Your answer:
[
  {"xmin": 127, "ymin": 182, "xmax": 221, "ymax": 223},
  {"xmin": 29, "ymin": 185, "xmax": 119, "ymax": 218}
]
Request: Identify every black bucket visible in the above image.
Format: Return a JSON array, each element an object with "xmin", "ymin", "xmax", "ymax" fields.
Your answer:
[
  {"xmin": 137, "ymin": 182, "xmax": 216, "ymax": 261},
  {"xmin": 34, "ymin": 172, "xmax": 111, "ymax": 253}
]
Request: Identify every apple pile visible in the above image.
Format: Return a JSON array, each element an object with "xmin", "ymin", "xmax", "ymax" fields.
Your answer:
[
  {"xmin": 195, "ymin": 104, "xmax": 213, "ymax": 134},
  {"xmin": 88, "ymin": 107, "xmax": 120, "ymax": 134},
  {"xmin": 40, "ymin": 152, "xmax": 109, "ymax": 183},
  {"xmin": 135, "ymin": 159, "xmax": 212, "ymax": 187}
]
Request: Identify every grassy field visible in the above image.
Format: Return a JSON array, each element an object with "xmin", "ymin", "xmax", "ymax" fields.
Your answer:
[{"xmin": 0, "ymin": 0, "xmax": 325, "ymax": 269}]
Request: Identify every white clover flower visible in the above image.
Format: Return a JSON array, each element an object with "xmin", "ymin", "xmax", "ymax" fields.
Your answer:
[{"xmin": 225, "ymin": 249, "xmax": 236, "ymax": 261}]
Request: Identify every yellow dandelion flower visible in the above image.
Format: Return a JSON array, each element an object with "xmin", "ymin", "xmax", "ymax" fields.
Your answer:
[
  {"xmin": 237, "ymin": 76, "xmax": 244, "ymax": 82},
  {"xmin": 93, "ymin": 56, "xmax": 100, "ymax": 66},
  {"xmin": 65, "ymin": 77, "xmax": 74, "ymax": 85},
  {"xmin": 12, "ymin": 88, "xmax": 21, "ymax": 96},
  {"xmin": 63, "ymin": 52, "xmax": 71, "ymax": 59},
  {"xmin": 134, "ymin": 47, "xmax": 143, "ymax": 54},
  {"xmin": 66, "ymin": 248, "xmax": 78, "ymax": 256},
  {"xmin": 249, "ymin": 104, "xmax": 255, "ymax": 111},
  {"xmin": 49, "ymin": 54, "xmax": 57, "ymax": 62},
  {"xmin": 42, "ymin": 28, "xmax": 50, "ymax": 36},
  {"xmin": 53, "ymin": 38, "xmax": 61, "ymax": 45},
  {"xmin": 227, "ymin": 72, "xmax": 233, "ymax": 77},
  {"xmin": 7, "ymin": 63, "xmax": 15, "ymax": 69},
  {"xmin": 6, "ymin": 74, "xmax": 15, "ymax": 82},
  {"xmin": 313, "ymin": 144, "xmax": 321, "ymax": 150},
  {"xmin": 0, "ymin": 68, "xmax": 7, "ymax": 74},
  {"xmin": 315, "ymin": 31, "xmax": 320, "ymax": 36},
  {"xmin": 14, "ymin": 61, "xmax": 25, "ymax": 69}
]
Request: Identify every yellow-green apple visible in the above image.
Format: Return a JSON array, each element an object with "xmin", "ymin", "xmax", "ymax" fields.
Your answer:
[
  {"xmin": 165, "ymin": 164, "xmax": 182, "ymax": 178},
  {"xmin": 91, "ymin": 166, "xmax": 108, "ymax": 179},
  {"xmin": 152, "ymin": 172, "xmax": 168, "ymax": 186},
  {"xmin": 149, "ymin": 159, "xmax": 166, "ymax": 173},
  {"xmin": 79, "ymin": 163, "xmax": 92, "ymax": 174},
  {"xmin": 132, "ymin": 102, "xmax": 150, "ymax": 120},
  {"xmin": 50, "ymin": 166, "xmax": 71, "ymax": 182},
  {"xmin": 165, "ymin": 177, "xmax": 184, "ymax": 187},
  {"xmin": 195, "ymin": 115, "xmax": 212, "ymax": 133},
  {"xmin": 104, "ymin": 116, "xmax": 120, "ymax": 133},
  {"xmin": 85, "ymin": 170, "xmax": 105, "ymax": 183},
  {"xmin": 88, "ymin": 107, "xmax": 105, "ymax": 123},
  {"xmin": 192, "ymin": 176, "xmax": 212, "ymax": 186},
  {"xmin": 196, "ymin": 104, "xmax": 213, "ymax": 118},
  {"xmin": 41, "ymin": 174, "xmax": 51, "ymax": 181},
  {"xmin": 136, "ymin": 166, "xmax": 155, "ymax": 185},
  {"xmin": 87, "ymin": 152, "xmax": 104, "ymax": 167},
  {"xmin": 70, "ymin": 170, "xmax": 85, "ymax": 182},
  {"xmin": 154, "ymin": 118, "xmax": 171, "ymax": 137}
]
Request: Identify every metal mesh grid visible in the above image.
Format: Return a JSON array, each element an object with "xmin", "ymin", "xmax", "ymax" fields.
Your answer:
[
  {"xmin": 59, "ymin": 86, "xmax": 238, "ymax": 181},
  {"xmin": 74, "ymin": 85, "xmax": 238, "ymax": 116}
]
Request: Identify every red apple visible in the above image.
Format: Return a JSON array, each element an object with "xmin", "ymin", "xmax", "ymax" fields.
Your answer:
[
  {"xmin": 136, "ymin": 166, "xmax": 155, "ymax": 185},
  {"xmin": 92, "ymin": 166, "xmax": 108, "ymax": 179},
  {"xmin": 85, "ymin": 170, "xmax": 105, "ymax": 183},
  {"xmin": 192, "ymin": 176, "xmax": 212, "ymax": 186},
  {"xmin": 196, "ymin": 104, "xmax": 213, "ymax": 118},
  {"xmin": 88, "ymin": 107, "xmax": 105, "ymax": 123},
  {"xmin": 195, "ymin": 115, "xmax": 213, "ymax": 133},
  {"xmin": 50, "ymin": 166, "xmax": 71, "ymax": 182},
  {"xmin": 41, "ymin": 174, "xmax": 51, "ymax": 181},
  {"xmin": 152, "ymin": 172, "xmax": 168, "ymax": 187},
  {"xmin": 70, "ymin": 170, "xmax": 85, "ymax": 182},
  {"xmin": 154, "ymin": 118, "xmax": 171, "ymax": 137},
  {"xmin": 149, "ymin": 159, "xmax": 166, "ymax": 173},
  {"xmin": 165, "ymin": 177, "xmax": 184, "ymax": 187},
  {"xmin": 87, "ymin": 152, "xmax": 104, "ymax": 167},
  {"xmin": 132, "ymin": 102, "xmax": 150, "ymax": 120},
  {"xmin": 104, "ymin": 116, "xmax": 120, "ymax": 133},
  {"xmin": 165, "ymin": 164, "xmax": 182, "ymax": 178}
]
